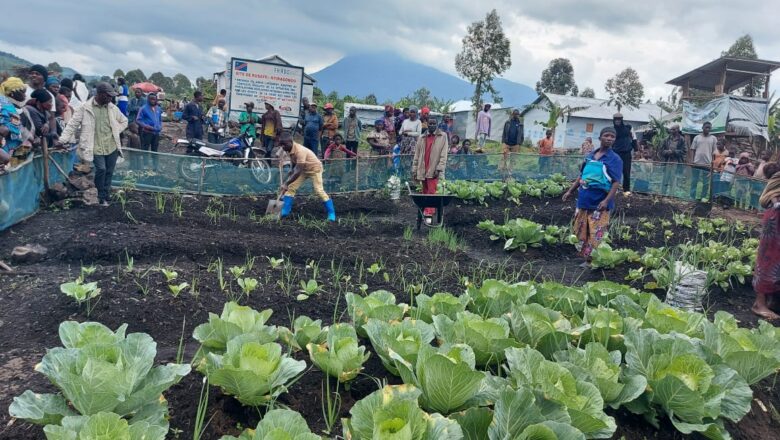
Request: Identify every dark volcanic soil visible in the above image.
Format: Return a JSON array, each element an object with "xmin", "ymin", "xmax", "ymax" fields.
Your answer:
[{"xmin": 0, "ymin": 189, "xmax": 776, "ymax": 440}]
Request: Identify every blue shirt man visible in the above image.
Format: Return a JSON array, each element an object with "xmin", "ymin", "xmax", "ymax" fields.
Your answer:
[{"xmin": 303, "ymin": 103, "xmax": 324, "ymax": 155}]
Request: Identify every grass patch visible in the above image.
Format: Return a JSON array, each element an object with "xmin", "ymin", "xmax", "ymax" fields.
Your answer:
[{"xmin": 427, "ymin": 227, "xmax": 463, "ymax": 252}]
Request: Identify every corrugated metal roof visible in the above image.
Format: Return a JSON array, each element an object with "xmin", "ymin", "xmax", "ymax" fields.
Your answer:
[
  {"xmin": 666, "ymin": 56, "xmax": 780, "ymax": 92},
  {"xmin": 521, "ymin": 93, "xmax": 665, "ymax": 122}
]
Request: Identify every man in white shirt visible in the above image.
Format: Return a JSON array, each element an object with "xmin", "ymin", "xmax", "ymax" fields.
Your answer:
[{"xmin": 689, "ymin": 121, "xmax": 718, "ymax": 200}]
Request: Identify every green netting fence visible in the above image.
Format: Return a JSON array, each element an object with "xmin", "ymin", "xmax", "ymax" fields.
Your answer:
[
  {"xmin": 0, "ymin": 148, "xmax": 769, "ymax": 231},
  {"xmin": 112, "ymin": 149, "xmax": 767, "ymax": 209}
]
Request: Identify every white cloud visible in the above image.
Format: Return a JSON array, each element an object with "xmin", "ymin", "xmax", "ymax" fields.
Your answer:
[{"xmin": 3, "ymin": 0, "xmax": 778, "ymax": 100}]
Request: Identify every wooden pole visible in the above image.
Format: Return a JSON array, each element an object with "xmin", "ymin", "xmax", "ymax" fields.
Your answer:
[{"xmin": 41, "ymin": 137, "xmax": 50, "ymax": 191}]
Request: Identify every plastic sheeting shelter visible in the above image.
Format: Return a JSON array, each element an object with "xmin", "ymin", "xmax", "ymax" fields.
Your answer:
[{"xmin": 681, "ymin": 95, "xmax": 770, "ymax": 139}]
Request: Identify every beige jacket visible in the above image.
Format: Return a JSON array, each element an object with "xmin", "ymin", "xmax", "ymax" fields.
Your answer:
[
  {"xmin": 412, "ymin": 131, "xmax": 448, "ymax": 180},
  {"xmin": 60, "ymin": 98, "xmax": 128, "ymax": 161}
]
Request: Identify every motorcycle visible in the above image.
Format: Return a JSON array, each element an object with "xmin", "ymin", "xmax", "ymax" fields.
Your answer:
[{"xmin": 174, "ymin": 132, "xmax": 272, "ymax": 184}]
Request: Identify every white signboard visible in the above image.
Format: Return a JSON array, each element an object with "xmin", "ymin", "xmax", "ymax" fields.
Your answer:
[{"xmin": 228, "ymin": 57, "xmax": 304, "ymax": 125}]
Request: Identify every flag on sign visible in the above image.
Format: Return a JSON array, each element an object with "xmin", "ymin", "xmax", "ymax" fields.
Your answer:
[{"xmin": 234, "ymin": 61, "xmax": 248, "ymax": 72}]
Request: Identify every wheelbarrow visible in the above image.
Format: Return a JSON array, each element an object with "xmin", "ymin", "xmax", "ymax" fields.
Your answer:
[{"xmin": 407, "ymin": 183, "xmax": 455, "ymax": 230}]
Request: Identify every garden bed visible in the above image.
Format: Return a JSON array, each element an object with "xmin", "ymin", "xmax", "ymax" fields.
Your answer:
[{"xmin": 0, "ymin": 189, "xmax": 776, "ymax": 439}]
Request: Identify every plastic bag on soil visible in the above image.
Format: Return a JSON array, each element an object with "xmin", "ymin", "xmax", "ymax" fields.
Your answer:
[{"xmin": 664, "ymin": 261, "xmax": 708, "ymax": 312}]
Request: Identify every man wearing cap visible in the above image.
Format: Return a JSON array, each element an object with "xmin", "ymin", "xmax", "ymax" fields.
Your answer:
[
  {"xmin": 342, "ymin": 106, "xmax": 362, "ymax": 159},
  {"xmin": 182, "ymin": 90, "xmax": 204, "ymax": 141},
  {"xmin": 321, "ymin": 103, "xmax": 338, "ymax": 158},
  {"xmin": 239, "ymin": 102, "xmax": 260, "ymax": 141},
  {"xmin": 278, "ymin": 131, "xmax": 336, "ymax": 221},
  {"xmin": 260, "ymin": 102, "xmax": 283, "ymax": 158},
  {"xmin": 302, "ymin": 102, "xmax": 323, "ymax": 156},
  {"xmin": 659, "ymin": 123, "xmax": 687, "ymax": 194},
  {"xmin": 476, "ymin": 104, "xmax": 492, "ymax": 149},
  {"xmin": 23, "ymin": 89, "xmax": 58, "ymax": 147},
  {"xmin": 611, "ymin": 112, "xmax": 637, "ymax": 191},
  {"xmin": 60, "ymin": 82, "xmax": 128, "ymax": 206}
]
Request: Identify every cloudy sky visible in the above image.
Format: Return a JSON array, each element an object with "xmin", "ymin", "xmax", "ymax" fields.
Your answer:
[{"xmin": 4, "ymin": 0, "xmax": 779, "ymax": 101}]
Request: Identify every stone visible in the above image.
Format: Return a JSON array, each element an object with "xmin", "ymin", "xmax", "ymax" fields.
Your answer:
[
  {"xmin": 11, "ymin": 244, "xmax": 48, "ymax": 264},
  {"xmin": 68, "ymin": 174, "xmax": 93, "ymax": 191},
  {"xmin": 49, "ymin": 183, "xmax": 69, "ymax": 201},
  {"xmin": 82, "ymin": 188, "xmax": 99, "ymax": 206}
]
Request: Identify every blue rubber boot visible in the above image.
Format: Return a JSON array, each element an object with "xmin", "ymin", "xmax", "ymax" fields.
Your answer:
[
  {"xmin": 324, "ymin": 199, "xmax": 336, "ymax": 222},
  {"xmin": 280, "ymin": 196, "xmax": 294, "ymax": 218}
]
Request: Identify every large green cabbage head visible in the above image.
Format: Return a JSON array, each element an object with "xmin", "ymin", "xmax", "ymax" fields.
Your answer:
[{"xmin": 205, "ymin": 338, "xmax": 306, "ymax": 406}]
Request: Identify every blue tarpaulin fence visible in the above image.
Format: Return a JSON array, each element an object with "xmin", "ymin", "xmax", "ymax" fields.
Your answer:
[
  {"xmin": 0, "ymin": 148, "xmax": 768, "ymax": 231},
  {"xmin": 0, "ymin": 149, "xmax": 77, "ymax": 230}
]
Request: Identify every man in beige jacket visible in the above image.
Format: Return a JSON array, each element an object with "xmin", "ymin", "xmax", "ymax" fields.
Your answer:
[
  {"xmin": 412, "ymin": 117, "xmax": 448, "ymax": 219},
  {"xmin": 60, "ymin": 82, "xmax": 128, "ymax": 206}
]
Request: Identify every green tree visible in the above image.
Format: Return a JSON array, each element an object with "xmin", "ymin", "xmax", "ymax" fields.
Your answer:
[
  {"xmin": 172, "ymin": 73, "xmax": 193, "ymax": 98},
  {"xmin": 655, "ymin": 87, "xmax": 681, "ymax": 113},
  {"xmin": 455, "ymin": 9, "xmax": 511, "ymax": 112},
  {"xmin": 113, "ymin": 69, "xmax": 125, "ymax": 79},
  {"xmin": 364, "ymin": 93, "xmax": 378, "ymax": 105},
  {"xmin": 604, "ymin": 67, "xmax": 644, "ymax": 112},
  {"xmin": 529, "ymin": 100, "xmax": 589, "ymax": 139},
  {"xmin": 124, "ymin": 69, "xmax": 147, "ymax": 85},
  {"xmin": 536, "ymin": 58, "xmax": 578, "ymax": 96},
  {"xmin": 579, "ymin": 87, "xmax": 596, "ymax": 98},
  {"xmin": 722, "ymin": 34, "xmax": 763, "ymax": 96},
  {"xmin": 47, "ymin": 62, "xmax": 63, "ymax": 75},
  {"xmin": 196, "ymin": 76, "xmax": 217, "ymax": 104},
  {"xmin": 149, "ymin": 72, "xmax": 175, "ymax": 93}
]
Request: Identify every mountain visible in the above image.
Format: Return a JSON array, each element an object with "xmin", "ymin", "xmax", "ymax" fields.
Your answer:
[
  {"xmin": 0, "ymin": 50, "xmax": 32, "ymax": 72},
  {"xmin": 311, "ymin": 52, "xmax": 537, "ymax": 107},
  {"xmin": 0, "ymin": 50, "xmax": 96, "ymax": 81}
]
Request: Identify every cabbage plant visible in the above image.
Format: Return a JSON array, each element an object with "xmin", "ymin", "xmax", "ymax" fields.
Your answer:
[
  {"xmin": 192, "ymin": 302, "xmax": 278, "ymax": 369},
  {"xmin": 9, "ymin": 321, "xmax": 190, "ymax": 440},
  {"xmin": 365, "ymin": 318, "xmax": 435, "ymax": 376},
  {"xmin": 582, "ymin": 280, "xmax": 646, "ymax": 307},
  {"xmin": 307, "ymin": 323, "xmax": 370, "ymax": 382},
  {"xmin": 465, "ymin": 279, "xmax": 535, "ymax": 318},
  {"xmin": 624, "ymin": 326, "xmax": 752, "ymax": 438},
  {"xmin": 579, "ymin": 307, "xmax": 626, "ymax": 352},
  {"xmin": 433, "ymin": 312, "xmax": 520, "ymax": 367},
  {"xmin": 279, "ymin": 315, "xmax": 326, "ymax": 351},
  {"xmin": 507, "ymin": 303, "xmax": 573, "ymax": 358},
  {"xmin": 342, "ymin": 385, "xmax": 462, "ymax": 439},
  {"xmin": 346, "ymin": 290, "xmax": 408, "ymax": 337},
  {"xmin": 530, "ymin": 281, "xmax": 587, "ymax": 317},
  {"xmin": 411, "ymin": 292, "xmax": 469, "ymax": 323},
  {"xmin": 504, "ymin": 346, "xmax": 617, "ymax": 438},
  {"xmin": 477, "ymin": 218, "xmax": 545, "ymax": 251},
  {"xmin": 43, "ymin": 411, "xmax": 167, "ymax": 440},
  {"xmin": 390, "ymin": 344, "xmax": 484, "ymax": 415},
  {"xmin": 204, "ymin": 339, "xmax": 306, "ymax": 406},
  {"xmin": 554, "ymin": 342, "xmax": 647, "ymax": 409},
  {"xmin": 590, "ymin": 243, "xmax": 639, "ymax": 269},
  {"xmin": 219, "ymin": 409, "xmax": 320, "ymax": 440},
  {"xmin": 452, "ymin": 386, "xmax": 587, "ymax": 440},
  {"xmin": 702, "ymin": 311, "xmax": 780, "ymax": 385}
]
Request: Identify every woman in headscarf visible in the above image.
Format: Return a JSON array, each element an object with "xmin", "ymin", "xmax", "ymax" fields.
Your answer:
[
  {"xmin": 752, "ymin": 162, "xmax": 780, "ymax": 320},
  {"xmin": 562, "ymin": 126, "xmax": 623, "ymax": 267},
  {"xmin": 0, "ymin": 77, "xmax": 34, "ymax": 156}
]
